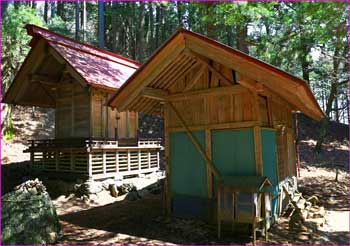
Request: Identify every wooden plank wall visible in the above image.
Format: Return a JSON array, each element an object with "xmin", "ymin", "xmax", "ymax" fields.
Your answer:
[
  {"xmin": 91, "ymin": 88, "xmax": 138, "ymax": 139},
  {"xmin": 56, "ymin": 82, "xmax": 90, "ymax": 138},
  {"xmin": 167, "ymin": 91, "xmax": 255, "ymax": 129},
  {"xmin": 165, "ymin": 59, "xmax": 297, "ymax": 183}
]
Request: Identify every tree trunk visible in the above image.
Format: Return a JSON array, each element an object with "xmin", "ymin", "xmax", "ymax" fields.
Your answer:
[
  {"xmin": 300, "ymin": 36, "xmax": 312, "ymax": 84},
  {"xmin": 1, "ymin": 1, "xmax": 10, "ymax": 17},
  {"xmin": 75, "ymin": 1, "xmax": 80, "ymax": 41},
  {"xmin": 98, "ymin": 0, "xmax": 105, "ymax": 49},
  {"xmin": 111, "ymin": 2, "xmax": 118, "ymax": 53},
  {"xmin": 236, "ymin": 24, "xmax": 249, "ymax": 54},
  {"xmin": 44, "ymin": 1, "xmax": 48, "ymax": 23},
  {"xmin": 205, "ymin": 2, "xmax": 215, "ymax": 38},
  {"xmin": 148, "ymin": 3, "xmax": 154, "ymax": 52},
  {"xmin": 155, "ymin": 4, "xmax": 160, "ymax": 48},
  {"xmin": 57, "ymin": 1, "xmax": 64, "ymax": 20},
  {"xmin": 51, "ymin": 1, "xmax": 56, "ymax": 18},
  {"xmin": 226, "ymin": 26, "xmax": 234, "ymax": 47},
  {"xmin": 177, "ymin": 2, "xmax": 184, "ymax": 27},
  {"xmin": 137, "ymin": 2, "xmax": 146, "ymax": 62},
  {"xmin": 315, "ymin": 41, "xmax": 341, "ymax": 152},
  {"xmin": 81, "ymin": 2, "xmax": 87, "ymax": 42}
]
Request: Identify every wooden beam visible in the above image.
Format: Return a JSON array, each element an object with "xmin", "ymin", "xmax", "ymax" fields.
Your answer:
[
  {"xmin": 172, "ymin": 61, "xmax": 202, "ymax": 86},
  {"xmin": 183, "ymin": 64, "xmax": 206, "ymax": 92},
  {"xmin": 141, "ymin": 87, "xmax": 168, "ymax": 100},
  {"xmin": 184, "ymin": 49, "xmax": 233, "ymax": 86},
  {"xmin": 168, "ymin": 85, "xmax": 248, "ymax": 101},
  {"xmin": 29, "ymin": 74, "xmax": 59, "ymax": 83},
  {"xmin": 237, "ymin": 76, "xmax": 264, "ymax": 93},
  {"xmin": 168, "ymin": 102, "xmax": 220, "ymax": 179},
  {"xmin": 164, "ymin": 103, "xmax": 171, "ymax": 216},
  {"xmin": 169, "ymin": 120, "xmax": 259, "ymax": 132}
]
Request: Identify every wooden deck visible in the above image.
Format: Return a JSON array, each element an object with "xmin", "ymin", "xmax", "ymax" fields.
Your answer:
[{"xmin": 26, "ymin": 139, "xmax": 162, "ymax": 180}]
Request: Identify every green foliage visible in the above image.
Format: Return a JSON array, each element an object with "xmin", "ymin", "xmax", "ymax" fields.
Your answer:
[
  {"xmin": 2, "ymin": 5, "xmax": 44, "ymax": 138},
  {"xmin": 2, "ymin": 5, "xmax": 44, "ymax": 93},
  {"xmin": 47, "ymin": 16, "xmax": 73, "ymax": 38}
]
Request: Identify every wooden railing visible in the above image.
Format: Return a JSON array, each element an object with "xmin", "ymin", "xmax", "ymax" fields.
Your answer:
[
  {"xmin": 88, "ymin": 148, "xmax": 160, "ymax": 179},
  {"xmin": 28, "ymin": 138, "xmax": 161, "ymax": 180},
  {"xmin": 27, "ymin": 138, "xmax": 161, "ymax": 149}
]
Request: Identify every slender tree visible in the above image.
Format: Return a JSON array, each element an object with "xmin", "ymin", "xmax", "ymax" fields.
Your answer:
[{"xmin": 98, "ymin": 0, "xmax": 105, "ymax": 48}]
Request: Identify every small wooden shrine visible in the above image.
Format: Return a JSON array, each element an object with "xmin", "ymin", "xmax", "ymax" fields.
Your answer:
[
  {"xmin": 3, "ymin": 25, "xmax": 161, "ymax": 180},
  {"xmin": 108, "ymin": 29, "xmax": 324, "ymax": 225}
]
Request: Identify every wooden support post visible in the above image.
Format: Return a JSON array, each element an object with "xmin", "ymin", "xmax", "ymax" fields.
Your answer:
[
  {"xmin": 254, "ymin": 126, "xmax": 263, "ymax": 175},
  {"xmin": 102, "ymin": 151, "xmax": 106, "ymax": 174},
  {"xmin": 127, "ymin": 151, "xmax": 130, "ymax": 171},
  {"xmin": 217, "ymin": 185, "xmax": 221, "ymax": 239},
  {"xmin": 116, "ymin": 151, "xmax": 119, "ymax": 173},
  {"xmin": 138, "ymin": 150, "xmax": 141, "ymax": 171},
  {"xmin": 88, "ymin": 152, "xmax": 92, "ymax": 177},
  {"xmin": 164, "ymin": 103, "xmax": 171, "ymax": 216},
  {"xmin": 157, "ymin": 151, "xmax": 160, "ymax": 169},
  {"xmin": 148, "ymin": 151, "xmax": 151, "ymax": 169},
  {"xmin": 168, "ymin": 102, "xmax": 220, "ymax": 179}
]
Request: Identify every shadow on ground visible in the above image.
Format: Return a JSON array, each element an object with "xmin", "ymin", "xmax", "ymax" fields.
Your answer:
[{"xmin": 58, "ymin": 195, "xmax": 256, "ymax": 245}]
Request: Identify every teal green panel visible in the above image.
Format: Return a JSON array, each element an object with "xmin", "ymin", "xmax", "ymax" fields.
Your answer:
[
  {"xmin": 212, "ymin": 129, "xmax": 256, "ymax": 176},
  {"xmin": 261, "ymin": 129, "xmax": 279, "ymax": 218},
  {"xmin": 170, "ymin": 131, "xmax": 208, "ymax": 198},
  {"xmin": 261, "ymin": 129, "xmax": 278, "ymax": 186}
]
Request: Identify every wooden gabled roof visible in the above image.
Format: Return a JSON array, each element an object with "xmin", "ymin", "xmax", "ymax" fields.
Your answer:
[
  {"xmin": 109, "ymin": 28, "xmax": 324, "ymax": 121},
  {"xmin": 3, "ymin": 25, "xmax": 139, "ymax": 107}
]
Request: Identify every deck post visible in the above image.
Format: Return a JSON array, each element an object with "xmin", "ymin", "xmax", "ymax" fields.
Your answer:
[
  {"xmin": 102, "ymin": 150, "xmax": 106, "ymax": 175},
  {"xmin": 88, "ymin": 152, "xmax": 92, "ymax": 177},
  {"xmin": 157, "ymin": 151, "xmax": 160, "ymax": 169},
  {"xmin": 127, "ymin": 150, "xmax": 130, "ymax": 171},
  {"xmin": 148, "ymin": 151, "xmax": 151, "ymax": 169},
  {"xmin": 116, "ymin": 151, "xmax": 119, "ymax": 173},
  {"xmin": 138, "ymin": 150, "xmax": 141, "ymax": 171}
]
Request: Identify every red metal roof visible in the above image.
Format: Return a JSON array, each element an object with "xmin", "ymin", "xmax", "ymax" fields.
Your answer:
[{"xmin": 26, "ymin": 24, "xmax": 140, "ymax": 90}]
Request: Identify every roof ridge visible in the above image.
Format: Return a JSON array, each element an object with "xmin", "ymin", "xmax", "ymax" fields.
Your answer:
[
  {"xmin": 48, "ymin": 40, "xmax": 139, "ymax": 70},
  {"xmin": 25, "ymin": 24, "xmax": 140, "ymax": 67}
]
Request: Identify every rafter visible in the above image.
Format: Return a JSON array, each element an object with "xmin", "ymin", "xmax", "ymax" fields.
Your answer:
[
  {"xmin": 184, "ymin": 49, "xmax": 233, "ymax": 86},
  {"xmin": 183, "ymin": 64, "xmax": 206, "ymax": 92},
  {"xmin": 141, "ymin": 87, "xmax": 168, "ymax": 101},
  {"xmin": 237, "ymin": 76, "xmax": 264, "ymax": 92}
]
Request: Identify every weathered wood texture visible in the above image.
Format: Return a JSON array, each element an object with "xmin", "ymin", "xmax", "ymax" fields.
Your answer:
[
  {"xmin": 56, "ymin": 82, "xmax": 90, "ymax": 138},
  {"xmin": 29, "ymin": 139, "xmax": 161, "ymax": 180}
]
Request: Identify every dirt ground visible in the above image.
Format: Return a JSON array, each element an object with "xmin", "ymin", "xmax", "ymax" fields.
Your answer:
[{"xmin": 54, "ymin": 167, "xmax": 349, "ymax": 245}]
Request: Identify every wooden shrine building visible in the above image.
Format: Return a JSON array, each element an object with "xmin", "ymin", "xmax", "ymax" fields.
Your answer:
[
  {"xmin": 109, "ymin": 29, "xmax": 324, "ymax": 226},
  {"xmin": 3, "ymin": 25, "xmax": 161, "ymax": 180}
]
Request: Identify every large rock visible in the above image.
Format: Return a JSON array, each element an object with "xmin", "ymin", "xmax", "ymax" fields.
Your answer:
[
  {"xmin": 2, "ymin": 179, "xmax": 61, "ymax": 244},
  {"xmin": 75, "ymin": 179, "xmax": 103, "ymax": 196},
  {"xmin": 118, "ymin": 183, "xmax": 136, "ymax": 195}
]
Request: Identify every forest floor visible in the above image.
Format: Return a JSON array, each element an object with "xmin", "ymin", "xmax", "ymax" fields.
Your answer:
[
  {"xmin": 2, "ymin": 106, "xmax": 349, "ymax": 244},
  {"xmin": 55, "ymin": 166, "xmax": 349, "ymax": 245}
]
